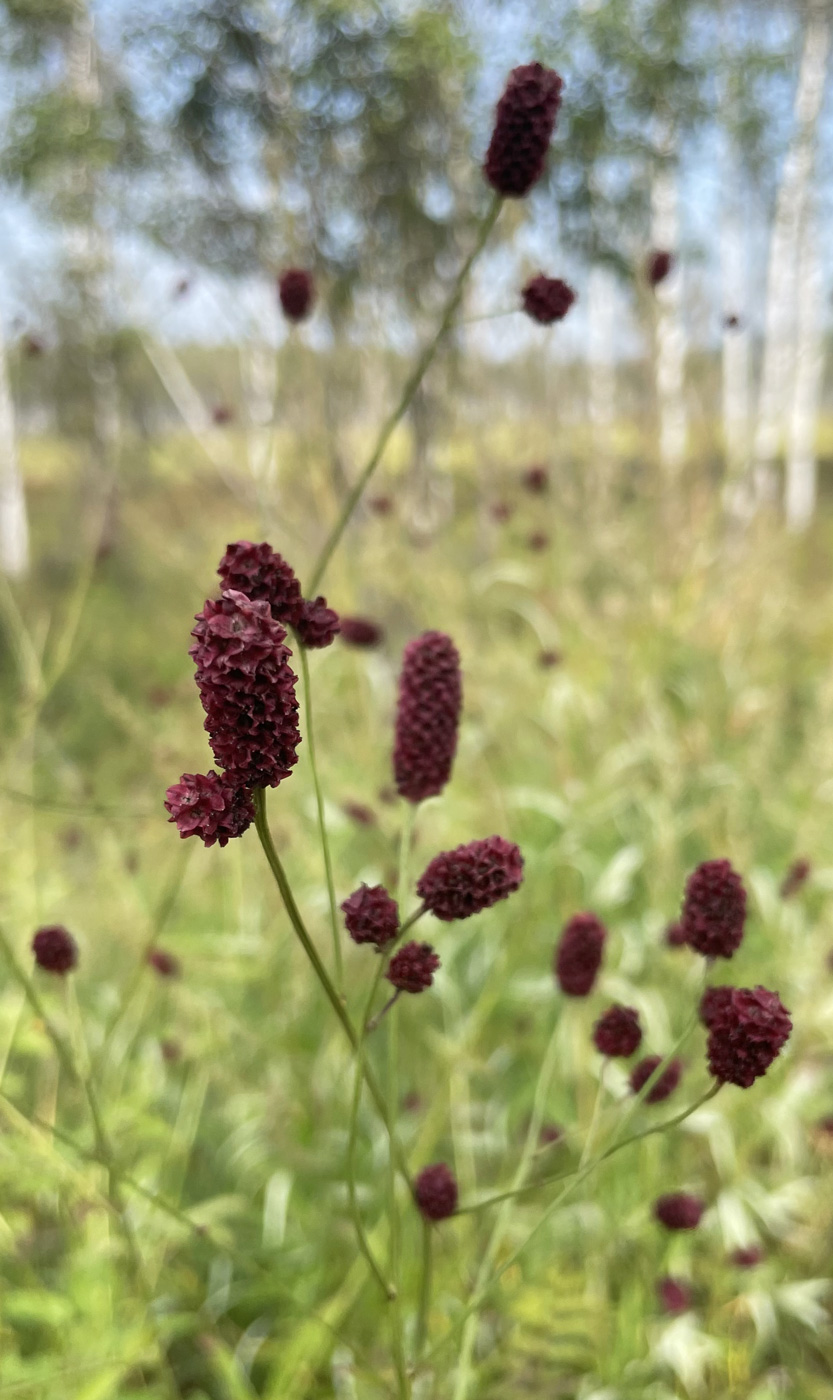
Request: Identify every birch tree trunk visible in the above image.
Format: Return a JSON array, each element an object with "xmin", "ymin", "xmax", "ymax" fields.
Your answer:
[
  {"xmin": 651, "ymin": 150, "xmax": 687, "ymax": 475},
  {"xmin": 587, "ymin": 264, "xmax": 616, "ymax": 451},
  {"xmin": 752, "ymin": 1, "xmax": 830, "ymax": 508},
  {"xmin": 0, "ymin": 319, "xmax": 29, "ymax": 578},
  {"xmin": 785, "ymin": 192, "xmax": 825, "ymax": 530},
  {"xmin": 720, "ymin": 155, "xmax": 752, "ymax": 516}
]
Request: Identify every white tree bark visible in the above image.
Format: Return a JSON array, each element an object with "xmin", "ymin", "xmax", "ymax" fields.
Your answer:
[
  {"xmin": 651, "ymin": 153, "xmax": 687, "ymax": 475},
  {"xmin": 587, "ymin": 264, "xmax": 616, "ymax": 451},
  {"xmin": 720, "ymin": 175, "xmax": 751, "ymax": 485},
  {"xmin": 753, "ymin": 1, "xmax": 831, "ymax": 507},
  {"xmin": 785, "ymin": 192, "xmax": 825, "ymax": 530},
  {"xmin": 0, "ymin": 318, "xmax": 29, "ymax": 578}
]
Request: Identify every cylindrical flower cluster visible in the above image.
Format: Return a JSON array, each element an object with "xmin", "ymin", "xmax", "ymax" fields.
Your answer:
[
  {"xmin": 190, "ymin": 590, "xmax": 301, "ymax": 789},
  {"xmin": 387, "ymin": 941, "xmax": 440, "ymax": 993},
  {"xmin": 416, "ymin": 836, "xmax": 524, "ymax": 922},
  {"xmin": 393, "ymin": 631, "xmax": 462, "ymax": 803},
  {"xmin": 554, "ymin": 913, "xmax": 606, "ymax": 996},
  {"xmin": 484, "ymin": 63, "xmax": 563, "ymax": 198},
  {"xmin": 414, "ymin": 1163, "xmax": 458, "ymax": 1221},
  {"xmin": 341, "ymin": 884, "xmax": 399, "ymax": 947},
  {"xmin": 705, "ymin": 985, "xmax": 792, "ymax": 1088},
  {"xmin": 522, "ymin": 275, "xmax": 575, "ymax": 324},
  {"xmin": 165, "ymin": 770, "xmax": 255, "ymax": 847},
  {"xmin": 681, "ymin": 859, "xmax": 747, "ymax": 959}
]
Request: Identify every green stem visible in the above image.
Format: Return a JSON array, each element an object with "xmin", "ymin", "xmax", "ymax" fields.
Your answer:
[
  {"xmin": 578, "ymin": 1061, "xmax": 607, "ymax": 1169},
  {"xmin": 415, "ymin": 1219, "xmax": 433, "ymax": 1359},
  {"xmin": 253, "ymin": 788, "xmax": 413, "ymax": 1190},
  {"xmin": 387, "ymin": 804, "xmax": 417, "ymax": 1398},
  {"xmin": 307, "ymin": 196, "xmax": 502, "ymax": 593},
  {"xmin": 347, "ymin": 957, "xmax": 396, "ymax": 1300},
  {"xmin": 298, "ymin": 643, "xmax": 343, "ymax": 991}
]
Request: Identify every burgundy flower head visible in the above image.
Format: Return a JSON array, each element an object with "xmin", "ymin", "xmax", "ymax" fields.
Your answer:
[
  {"xmin": 340, "ymin": 616, "xmax": 383, "ymax": 648},
  {"xmin": 681, "ymin": 859, "xmax": 747, "ymax": 959},
  {"xmin": 730, "ymin": 1246, "xmax": 764, "ymax": 1268},
  {"xmin": 484, "ymin": 63, "xmax": 563, "ymax": 198},
  {"xmin": 148, "ymin": 948, "xmax": 181, "ymax": 978},
  {"xmin": 393, "ymin": 631, "xmax": 462, "ymax": 803},
  {"xmin": 387, "ymin": 941, "xmax": 440, "ymax": 993},
  {"xmin": 414, "ymin": 1163, "xmax": 458, "ymax": 1221},
  {"xmin": 32, "ymin": 925, "xmax": 78, "ymax": 975},
  {"xmin": 706, "ymin": 985, "xmax": 792, "ymax": 1088},
  {"xmin": 417, "ymin": 836, "xmax": 524, "ymax": 922},
  {"xmin": 647, "ymin": 250, "xmax": 674, "ymax": 287},
  {"xmin": 522, "ymin": 464, "xmax": 548, "ymax": 494},
  {"xmin": 343, "ymin": 801, "xmax": 376, "ymax": 827},
  {"xmin": 699, "ymin": 984, "xmax": 733, "ymax": 1029},
  {"xmin": 217, "ymin": 542, "xmax": 303, "ymax": 626},
  {"xmin": 190, "ymin": 590, "xmax": 301, "ymax": 788},
  {"xmin": 630, "ymin": 1055, "xmax": 683, "ymax": 1104},
  {"xmin": 165, "ymin": 770, "xmax": 255, "ymax": 847},
  {"xmin": 593, "ymin": 1004, "xmax": 642, "ymax": 1058},
  {"xmin": 554, "ymin": 913, "xmax": 606, "ymax": 997},
  {"xmin": 781, "ymin": 858, "xmax": 811, "ymax": 899},
  {"xmin": 278, "ymin": 267, "xmax": 315, "ymax": 322},
  {"xmin": 654, "ymin": 1193, "xmax": 704, "ymax": 1231},
  {"xmin": 522, "ymin": 275, "xmax": 576, "ymax": 325},
  {"xmin": 341, "ymin": 884, "xmax": 399, "ymax": 947},
  {"xmin": 657, "ymin": 1277, "xmax": 692, "ymax": 1314},
  {"xmin": 295, "ymin": 596, "xmax": 340, "ymax": 649},
  {"xmin": 665, "ymin": 920, "xmax": 687, "ymax": 948}
]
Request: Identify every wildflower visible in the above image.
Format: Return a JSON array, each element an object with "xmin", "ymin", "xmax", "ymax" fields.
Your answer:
[
  {"xmin": 160, "ymin": 1038, "xmax": 181, "ymax": 1062},
  {"xmin": 32, "ymin": 925, "xmax": 78, "ymax": 975},
  {"xmin": 593, "ymin": 1004, "xmax": 642, "ymax": 1058},
  {"xmin": 278, "ymin": 267, "xmax": 315, "ymax": 321},
  {"xmin": 217, "ymin": 541, "xmax": 304, "ymax": 626},
  {"xmin": 342, "ymin": 801, "xmax": 376, "ymax": 827},
  {"xmin": 490, "ymin": 500, "xmax": 513, "ymax": 523},
  {"xmin": 654, "ymin": 1193, "xmax": 704, "ymax": 1231},
  {"xmin": 538, "ymin": 649, "xmax": 562, "ymax": 669},
  {"xmin": 522, "ymin": 464, "xmax": 548, "ymax": 493},
  {"xmin": 190, "ymin": 590, "xmax": 301, "ymax": 789},
  {"xmin": 387, "ymin": 941, "xmax": 440, "ymax": 993},
  {"xmin": 368, "ymin": 495, "xmax": 393, "ymax": 516},
  {"xmin": 681, "ymin": 859, "xmax": 747, "ymax": 959},
  {"xmin": 417, "ymin": 836, "xmax": 524, "ymax": 922},
  {"xmin": 341, "ymin": 884, "xmax": 399, "ymax": 948},
  {"xmin": 527, "ymin": 531, "xmax": 549, "ymax": 551},
  {"xmin": 211, "ymin": 404, "xmax": 233, "ymax": 425},
  {"xmin": 554, "ymin": 913, "xmax": 606, "ymax": 997},
  {"xmin": 706, "ymin": 986, "xmax": 791, "ymax": 1088},
  {"xmin": 724, "ymin": 314, "xmax": 741, "ymax": 331},
  {"xmin": 340, "ymin": 616, "xmax": 383, "ymax": 648},
  {"xmin": 647, "ymin": 250, "xmax": 674, "ymax": 287},
  {"xmin": 630, "ymin": 1055, "xmax": 683, "ymax": 1103},
  {"xmin": 781, "ymin": 858, "xmax": 811, "ymax": 899},
  {"xmin": 393, "ymin": 631, "xmax": 462, "ymax": 803},
  {"xmin": 699, "ymin": 985, "xmax": 733, "ymax": 1029},
  {"xmin": 148, "ymin": 949, "xmax": 180, "ymax": 978},
  {"xmin": 730, "ymin": 1246, "xmax": 764, "ymax": 1268},
  {"xmin": 165, "ymin": 770, "xmax": 255, "ymax": 846},
  {"xmin": 657, "ymin": 1277, "xmax": 692, "ymax": 1313},
  {"xmin": 294, "ymin": 596, "xmax": 340, "ymax": 649},
  {"xmin": 522, "ymin": 275, "xmax": 576, "ymax": 324},
  {"xmin": 665, "ymin": 920, "xmax": 687, "ymax": 948},
  {"xmin": 539, "ymin": 1123, "xmax": 564, "ymax": 1146},
  {"xmin": 414, "ymin": 1163, "xmax": 458, "ymax": 1221},
  {"xmin": 484, "ymin": 63, "xmax": 563, "ymax": 198}
]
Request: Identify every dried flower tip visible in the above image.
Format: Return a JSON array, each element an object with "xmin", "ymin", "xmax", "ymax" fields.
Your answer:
[
  {"xmin": 394, "ymin": 631, "xmax": 462, "ymax": 803},
  {"xmin": 522, "ymin": 275, "xmax": 576, "ymax": 325},
  {"xmin": 341, "ymin": 884, "xmax": 399, "ymax": 947},
  {"xmin": 387, "ymin": 941, "xmax": 440, "ymax": 993},
  {"xmin": 706, "ymin": 985, "xmax": 791, "ymax": 1088},
  {"xmin": 681, "ymin": 859, "xmax": 747, "ymax": 959},
  {"xmin": 593, "ymin": 1004, "xmax": 642, "ymax": 1058},
  {"xmin": 657, "ymin": 1277, "xmax": 692, "ymax": 1314},
  {"xmin": 414, "ymin": 1163, "xmax": 458, "ymax": 1221},
  {"xmin": 340, "ymin": 616, "xmax": 383, "ymax": 648},
  {"xmin": 165, "ymin": 770, "xmax": 255, "ymax": 847},
  {"xmin": 647, "ymin": 250, "xmax": 674, "ymax": 287},
  {"xmin": 554, "ymin": 913, "xmax": 606, "ymax": 997},
  {"xmin": 484, "ymin": 63, "xmax": 563, "ymax": 198},
  {"xmin": 654, "ymin": 1193, "xmax": 704, "ymax": 1231},
  {"xmin": 630, "ymin": 1055, "xmax": 683, "ymax": 1104},
  {"xmin": 32, "ymin": 925, "xmax": 78, "ymax": 975},
  {"xmin": 278, "ymin": 267, "xmax": 315, "ymax": 321},
  {"xmin": 295, "ymin": 596, "xmax": 340, "ymax": 649},
  {"xmin": 218, "ymin": 541, "xmax": 303, "ymax": 625},
  {"xmin": 417, "ymin": 835, "xmax": 523, "ymax": 922}
]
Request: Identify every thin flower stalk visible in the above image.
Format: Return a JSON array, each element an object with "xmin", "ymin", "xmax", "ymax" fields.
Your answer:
[{"xmin": 298, "ymin": 644, "xmax": 343, "ymax": 991}]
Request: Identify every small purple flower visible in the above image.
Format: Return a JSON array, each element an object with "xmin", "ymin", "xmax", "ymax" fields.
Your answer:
[
  {"xmin": 341, "ymin": 885, "xmax": 399, "ymax": 947},
  {"xmin": 32, "ymin": 925, "xmax": 78, "ymax": 975},
  {"xmin": 414, "ymin": 1163, "xmax": 458, "ymax": 1221},
  {"xmin": 387, "ymin": 942, "xmax": 440, "ymax": 993}
]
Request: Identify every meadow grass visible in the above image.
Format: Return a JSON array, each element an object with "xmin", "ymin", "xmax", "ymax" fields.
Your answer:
[{"xmin": 0, "ymin": 430, "xmax": 831, "ymax": 1398}]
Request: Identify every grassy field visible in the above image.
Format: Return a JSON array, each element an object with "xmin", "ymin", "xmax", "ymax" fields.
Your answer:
[{"xmin": 0, "ymin": 423, "xmax": 832, "ymax": 1399}]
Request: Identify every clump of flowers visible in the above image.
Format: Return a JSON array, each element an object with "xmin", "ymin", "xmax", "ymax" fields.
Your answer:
[
  {"xmin": 705, "ymin": 986, "xmax": 792, "ymax": 1088},
  {"xmin": 654, "ymin": 1193, "xmax": 704, "ymax": 1231},
  {"xmin": 554, "ymin": 913, "xmax": 606, "ymax": 996},
  {"xmin": 165, "ymin": 770, "xmax": 255, "ymax": 847},
  {"xmin": 218, "ymin": 541, "xmax": 303, "ymax": 625},
  {"xmin": 414, "ymin": 1164, "xmax": 458, "ymax": 1221},
  {"xmin": 630, "ymin": 1055, "xmax": 683, "ymax": 1104},
  {"xmin": 190, "ymin": 590, "xmax": 301, "ymax": 789},
  {"xmin": 522, "ymin": 275, "xmax": 576, "ymax": 324},
  {"xmin": 647, "ymin": 250, "xmax": 674, "ymax": 287},
  {"xmin": 593, "ymin": 1004, "xmax": 642, "ymax": 1058},
  {"xmin": 387, "ymin": 942, "xmax": 440, "ymax": 993},
  {"xmin": 484, "ymin": 62, "xmax": 563, "ymax": 198},
  {"xmin": 342, "ymin": 885, "xmax": 399, "ymax": 947},
  {"xmin": 417, "ymin": 836, "xmax": 524, "ymax": 922},
  {"xmin": 32, "ymin": 925, "xmax": 77, "ymax": 975},
  {"xmin": 278, "ymin": 267, "xmax": 315, "ymax": 321},
  {"xmin": 681, "ymin": 859, "xmax": 747, "ymax": 959},
  {"xmin": 393, "ymin": 631, "xmax": 462, "ymax": 803}
]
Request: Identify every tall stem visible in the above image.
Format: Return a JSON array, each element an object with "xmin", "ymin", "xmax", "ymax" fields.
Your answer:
[
  {"xmin": 387, "ymin": 805, "xmax": 417, "ymax": 1398},
  {"xmin": 307, "ymin": 196, "xmax": 502, "ymax": 593},
  {"xmin": 298, "ymin": 644, "xmax": 343, "ymax": 991},
  {"xmin": 347, "ymin": 956, "xmax": 396, "ymax": 1299},
  {"xmin": 415, "ymin": 1219, "xmax": 433, "ymax": 1360}
]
